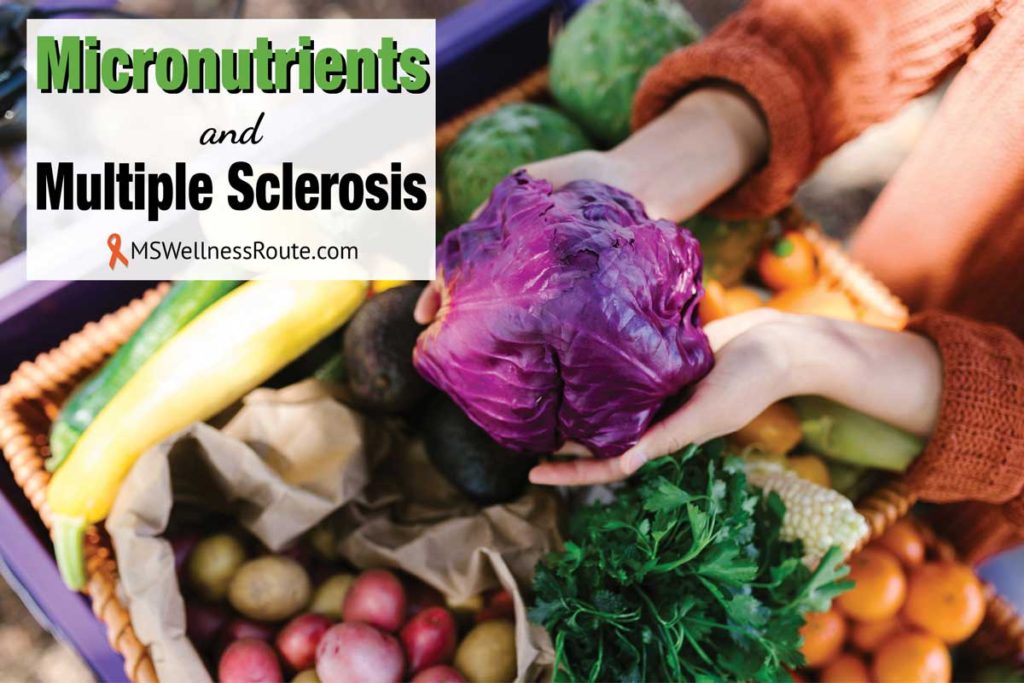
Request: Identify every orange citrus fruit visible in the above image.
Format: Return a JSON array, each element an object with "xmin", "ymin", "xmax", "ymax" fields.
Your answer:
[
  {"xmin": 786, "ymin": 455, "xmax": 831, "ymax": 488},
  {"xmin": 820, "ymin": 653, "xmax": 870, "ymax": 683},
  {"xmin": 768, "ymin": 287, "xmax": 857, "ymax": 321},
  {"xmin": 903, "ymin": 562, "xmax": 985, "ymax": 644},
  {"xmin": 700, "ymin": 280, "xmax": 729, "ymax": 324},
  {"xmin": 732, "ymin": 402, "xmax": 803, "ymax": 455},
  {"xmin": 872, "ymin": 631, "xmax": 951, "ymax": 683},
  {"xmin": 836, "ymin": 546, "xmax": 907, "ymax": 622},
  {"xmin": 849, "ymin": 616, "xmax": 901, "ymax": 652},
  {"xmin": 799, "ymin": 609, "xmax": 847, "ymax": 668},
  {"xmin": 875, "ymin": 519, "xmax": 926, "ymax": 568},
  {"xmin": 723, "ymin": 285, "xmax": 763, "ymax": 315}
]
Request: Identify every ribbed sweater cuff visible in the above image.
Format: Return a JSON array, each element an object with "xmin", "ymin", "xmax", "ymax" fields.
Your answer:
[
  {"xmin": 904, "ymin": 312, "xmax": 1024, "ymax": 503},
  {"xmin": 631, "ymin": 40, "xmax": 813, "ymax": 220}
]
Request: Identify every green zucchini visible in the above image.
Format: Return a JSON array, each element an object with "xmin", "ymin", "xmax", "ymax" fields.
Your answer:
[{"xmin": 47, "ymin": 280, "xmax": 241, "ymax": 471}]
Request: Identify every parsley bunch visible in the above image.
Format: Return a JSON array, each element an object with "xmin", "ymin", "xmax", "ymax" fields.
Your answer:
[{"xmin": 530, "ymin": 440, "xmax": 851, "ymax": 683}]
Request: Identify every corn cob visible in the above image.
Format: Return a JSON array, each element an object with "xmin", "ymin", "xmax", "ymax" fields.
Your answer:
[{"xmin": 744, "ymin": 460, "xmax": 869, "ymax": 566}]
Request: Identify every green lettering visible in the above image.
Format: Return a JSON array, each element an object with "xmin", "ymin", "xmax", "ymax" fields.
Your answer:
[
  {"xmin": 399, "ymin": 47, "xmax": 430, "ymax": 94},
  {"xmin": 37, "ymin": 35, "xmax": 81, "ymax": 92},
  {"xmin": 222, "ymin": 48, "xmax": 252, "ymax": 92},
  {"xmin": 132, "ymin": 48, "xmax": 155, "ymax": 91},
  {"xmin": 101, "ymin": 47, "xmax": 132, "ymax": 92},
  {"xmin": 314, "ymin": 48, "xmax": 345, "ymax": 93},
  {"xmin": 154, "ymin": 48, "xmax": 186, "ymax": 92},
  {"xmin": 297, "ymin": 36, "xmax": 315, "ymax": 91},
  {"xmin": 345, "ymin": 47, "xmax": 377, "ymax": 92},
  {"xmin": 378, "ymin": 36, "xmax": 399, "ymax": 91},
  {"xmin": 188, "ymin": 47, "xmax": 220, "ymax": 91},
  {"xmin": 254, "ymin": 37, "xmax": 274, "ymax": 91}
]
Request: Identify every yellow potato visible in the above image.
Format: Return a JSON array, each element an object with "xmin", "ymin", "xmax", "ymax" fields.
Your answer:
[
  {"xmin": 454, "ymin": 619, "xmax": 517, "ymax": 683},
  {"xmin": 228, "ymin": 556, "xmax": 311, "ymax": 622}
]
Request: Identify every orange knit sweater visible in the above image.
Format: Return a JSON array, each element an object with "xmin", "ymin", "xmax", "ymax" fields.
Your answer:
[{"xmin": 632, "ymin": 0, "xmax": 1024, "ymax": 562}]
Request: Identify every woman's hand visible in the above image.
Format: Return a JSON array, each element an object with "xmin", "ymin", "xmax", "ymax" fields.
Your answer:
[
  {"xmin": 528, "ymin": 311, "xmax": 944, "ymax": 486},
  {"xmin": 528, "ymin": 85, "xmax": 768, "ymax": 222}
]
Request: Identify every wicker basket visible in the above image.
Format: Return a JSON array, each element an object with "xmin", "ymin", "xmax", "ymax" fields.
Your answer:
[{"xmin": 1, "ymin": 71, "xmax": 1021, "ymax": 680}]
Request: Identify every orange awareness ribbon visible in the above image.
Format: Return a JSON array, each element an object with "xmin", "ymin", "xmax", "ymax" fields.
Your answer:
[{"xmin": 107, "ymin": 233, "xmax": 129, "ymax": 270}]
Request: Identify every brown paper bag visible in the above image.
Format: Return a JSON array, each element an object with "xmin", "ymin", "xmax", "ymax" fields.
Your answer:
[
  {"xmin": 326, "ymin": 439, "xmax": 561, "ymax": 682},
  {"xmin": 107, "ymin": 380, "xmax": 559, "ymax": 682}
]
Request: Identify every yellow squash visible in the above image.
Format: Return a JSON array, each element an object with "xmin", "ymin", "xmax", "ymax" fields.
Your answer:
[{"xmin": 50, "ymin": 279, "xmax": 367, "ymax": 589}]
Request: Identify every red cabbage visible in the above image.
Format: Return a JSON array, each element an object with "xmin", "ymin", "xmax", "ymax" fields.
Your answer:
[{"xmin": 414, "ymin": 171, "xmax": 713, "ymax": 457}]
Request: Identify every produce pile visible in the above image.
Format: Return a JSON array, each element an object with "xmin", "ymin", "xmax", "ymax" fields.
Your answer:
[
  {"xmin": 35, "ymin": 1, "xmax": 1019, "ymax": 682},
  {"xmin": 794, "ymin": 520, "xmax": 988, "ymax": 683},
  {"xmin": 173, "ymin": 524, "xmax": 518, "ymax": 683},
  {"xmin": 531, "ymin": 441, "xmax": 853, "ymax": 682}
]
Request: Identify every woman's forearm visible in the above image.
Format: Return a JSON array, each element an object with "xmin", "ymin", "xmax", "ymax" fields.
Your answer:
[
  {"xmin": 609, "ymin": 86, "xmax": 768, "ymax": 220},
  {"xmin": 784, "ymin": 316, "xmax": 944, "ymax": 436}
]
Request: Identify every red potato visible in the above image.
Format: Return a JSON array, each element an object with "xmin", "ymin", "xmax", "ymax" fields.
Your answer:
[
  {"xmin": 218, "ymin": 639, "xmax": 283, "ymax": 683},
  {"xmin": 475, "ymin": 590, "xmax": 515, "ymax": 624},
  {"xmin": 276, "ymin": 613, "xmax": 332, "ymax": 671},
  {"xmin": 342, "ymin": 569, "xmax": 406, "ymax": 632},
  {"xmin": 411, "ymin": 665, "xmax": 467, "ymax": 683},
  {"xmin": 185, "ymin": 602, "xmax": 228, "ymax": 649},
  {"xmin": 316, "ymin": 622, "xmax": 404, "ymax": 683},
  {"xmin": 401, "ymin": 607, "xmax": 457, "ymax": 673}
]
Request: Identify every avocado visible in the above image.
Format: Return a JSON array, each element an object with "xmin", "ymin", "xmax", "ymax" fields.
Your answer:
[
  {"xmin": 441, "ymin": 103, "xmax": 591, "ymax": 230},
  {"xmin": 549, "ymin": 0, "xmax": 701, "ymax": 146},
  {"xmin": 686, "ymin": 215, "xmax": 769, "ymax": 287},
  {"xmin": 418, "ymin": 395, "xmax": 536, "ymax": 506},
  {"xmin": 342, "ymin": 284, "xmax": 431, "ymax": 413}
]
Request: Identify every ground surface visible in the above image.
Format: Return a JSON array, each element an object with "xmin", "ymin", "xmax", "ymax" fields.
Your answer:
[{"xmin": 0, "ymin": 1, "xmax": 941, "ymax": 681}]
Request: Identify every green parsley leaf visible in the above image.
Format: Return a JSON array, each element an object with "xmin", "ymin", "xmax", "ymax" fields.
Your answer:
[{"xmin": 531, "ymin": 440, "xmax": 852, "ymax": 682}]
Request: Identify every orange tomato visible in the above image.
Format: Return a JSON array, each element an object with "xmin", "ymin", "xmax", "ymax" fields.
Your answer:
[
  {"xmin": 820, "ymin": 653, "xmax": 870, "ymax": 683},
  {"xmin": 875, "ymin": 519, "xmax": 926, "ymax": 568},
  {"xmin": 836, "ymin": 546, "xmax": 907, "ymax": 622},
  {"xmin": 732, "ymin": 402, "xmax": 803, "ymax": 455},
  {"xmin": 799, "ymin": 609, "xmax": 847, "ymax": 668},
  {"xmin": 872, "ymin": 631, "xmax": 951, "ymax": 683},
  {"xmin": 787, "ymin": 669, "xmax": 808, "ymax": 683},
  {"xmin": 786, "ymin": 455, "xmax": 831, "ymax": 488},
  {"xmin": 903, "ymin": 562, "xmax": 985, "ymax": 644},
  {"xmin": 723, "ymin": 286, "xmax": 763, "ymax": 315},
  {"xmin": 849, "ymin": 616, "xmax": 901, "ymax": 653},
  {"xmin": 700, "ymin": 279, "xmax": 729, "ymax": 324},
  {"xmin": 758, "ymin": 231, "xmax": 818, "ymax": 291},
  {"xmin": 768, "ymin": 286, "xmax": 857, "ymax": 321}
]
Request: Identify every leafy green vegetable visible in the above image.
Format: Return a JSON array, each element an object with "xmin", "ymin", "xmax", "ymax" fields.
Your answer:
[{"xmin": 530, "ymin": 440, "xmax": 851, "ymax": 683}]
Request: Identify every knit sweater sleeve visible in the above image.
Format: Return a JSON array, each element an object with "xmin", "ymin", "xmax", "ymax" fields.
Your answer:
[
  {"xmin": 631, "ymin": 0, "xmax": 1009, "ymax": 219},
  {"xmin": 904, "ymin": 312, "xmax": 1024, "ymax": 521}
]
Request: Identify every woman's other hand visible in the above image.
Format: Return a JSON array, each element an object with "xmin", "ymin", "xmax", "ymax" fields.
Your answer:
[
  {"xmin": 528, "ymin": 310, "xmax": 943, "ymax": 486},
  {"xmin": 527, "ymin": 85, "xmax": 768, "ymax": 222}
]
